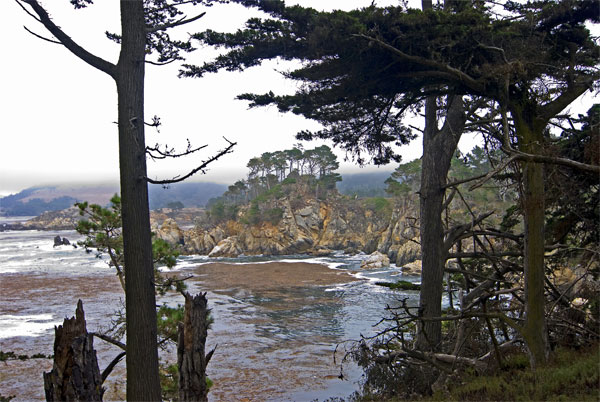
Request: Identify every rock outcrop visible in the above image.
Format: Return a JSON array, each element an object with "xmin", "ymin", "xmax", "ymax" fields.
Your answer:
[
  {"xmin": 173, "ymin": 196, "xmax": 422, "ymax": 267},
  {"xmin": 154, "ymin": 218, "xmax": 184, "ymax": 245},
  {"xmin": 360, "ymin": 251, "xmax": 391, "ymax": 269}
]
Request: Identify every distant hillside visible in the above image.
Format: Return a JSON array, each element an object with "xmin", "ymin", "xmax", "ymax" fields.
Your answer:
[
  {"xmin": 0, "ymin": 181, "xmax": 227, "ymax": 216},
  {"xmin": 148, "ymin": 181, "xmax": 227, "ymax": 210},
  {"xmin": 336, "ymin": 171, "xmax": 392, "ymax": 198}
]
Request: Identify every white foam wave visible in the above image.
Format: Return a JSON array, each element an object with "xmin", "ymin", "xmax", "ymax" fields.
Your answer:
[{"xmin": 0, "ymin": 314, "xmax": 61, "ymax": 339}]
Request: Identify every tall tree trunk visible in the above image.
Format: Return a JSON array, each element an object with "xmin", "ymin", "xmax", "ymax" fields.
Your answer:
[
  {"xmin": 43, "ymin": 300, "xmax": 103, "ymax": 402},
  {"xmin": 512, "ymin": 106, "xmax": 549, "ymax": 368},
  {"xmin": 178, "ymin": 292, "xmax": 215, "ymax": 402},
  {"xmin": 416, "ymin": 96, "xmax": 465, "ymax": 351},
  {"xmin": 117, "ymin": 1, "xmax": 161, "ymax": 399}
]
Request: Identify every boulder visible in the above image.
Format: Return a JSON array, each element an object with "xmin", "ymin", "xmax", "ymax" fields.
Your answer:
[
  {"xmin": 156, "ymin": 218, "xmax": 184, "ymax": 245},
  {"xmin": 310, "ymin": 248, "xmax": 334, "ymax": 257},
  {"xmin": 392, "ymin": 239, "xmax": 421, "ymax": 267},
  {"xmin": 53, "ymin": 235, "xmax": 63, "ymax": 247},
  {"xmin": 208, "ymin": 237, "xmax": 243, "ymax": 257},
  {"xmin": 361, "ymin": 251, "xmax": 390, "ymax": 269},
  {"xmin": 402, "ymin": 260, "xmax": 422, "ymax": 276}
]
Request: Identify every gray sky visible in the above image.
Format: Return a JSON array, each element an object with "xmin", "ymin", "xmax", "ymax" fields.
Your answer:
[
  {"xmin": 2, "ymin": 1, "xmax": 593, "ymax": 196},
  {"xmin": 2, "ymin": 0, "xmax": 424, "ymax": 197}
]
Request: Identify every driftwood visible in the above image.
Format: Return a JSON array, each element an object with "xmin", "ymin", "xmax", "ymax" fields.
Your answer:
[
  {"xmin": 178, "ymin": 292, "xmax": 216, "ymax": 402},
  {"xmin": 43, "ymin": 300, "xmax": 103, "ymax": 401}
]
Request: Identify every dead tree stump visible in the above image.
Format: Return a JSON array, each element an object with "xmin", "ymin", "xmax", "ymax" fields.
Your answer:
[
  {"xmin": 43, "ymin": 300, "xmax": 103, "ymax": 401},
  {"xmin": 178, "ymin": 292, "xmax": 215, "ymax": 402}
]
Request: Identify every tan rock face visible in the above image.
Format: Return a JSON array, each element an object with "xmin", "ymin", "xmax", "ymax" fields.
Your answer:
[
  {"xmin": 22, "ymin": 207, "xmax": 82, "ymax": 230},
  {"xmin": 360, "ymin": 251, "xmax": 391, "ymax": 269},
  {"xmin": 14, "ymin": 194, "xmax": 424, "ymax": 265},
  {"xmin": 402, "ymin": 260, "xmax": 422, "ymax": 275},
  {"xmin": 175, "ymin": 196, "xmax": 423, "ymax": 261},
  {"xmin": 155, "ymin": 218, "xmax": 184, "ymax": 245}
]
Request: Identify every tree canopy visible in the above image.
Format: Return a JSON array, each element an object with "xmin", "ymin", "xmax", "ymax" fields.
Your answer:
[{"xmin": 183, "ymin": 0, "xmax": 599, "ymax": 164}]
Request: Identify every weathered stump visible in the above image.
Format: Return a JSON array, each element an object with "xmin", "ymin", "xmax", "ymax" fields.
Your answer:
[
  {"xmin": 43, "ymin": 300, "xmax": 103, "ymax": 401},
  {"xmin": 178, "ymin": 292, "xmax": 215, "ymax": 402}
]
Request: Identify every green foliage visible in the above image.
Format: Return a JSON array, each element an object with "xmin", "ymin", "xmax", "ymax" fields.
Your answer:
[
  {"xmin": 0, "ymin": 350, "xmax": 51, "ymax": 361},
  {"xmin": 152, "ymin": 238, "xmax": 179, "ymax": 269},
  {"xmin": 363, "ymin": 197, "xmax": 393, "ymax": 219},
  {"xmin": 385, "ymin": 159, "xmax": 422, "ymax": 197},
  {"xmin": 545, "ymin": 105, "xmax": 599, "ymax": 247},
  {"xmin": 76, "ymin": 194, "xmax": 184, "ymax": 294},
  {"xmin": 159, "ymin": 363, "xmax": 179, "ymax": 401},
  {"xmin": 165, "ymin": 201, "xmax": 185, "ymax": 210},
  {"xmin": 427, "ymin": 344, "xmax": 600, "ymax": 402},
  {"xmin": 76, "ymin": 194, "xmax": 123, "ymax": 267},
  {"xmin": 157, "ymin": 304, "xmax": 185, "ymax": 344},
  {"xmin": 376, "ymin": 281, "xmax": 421, "ymax": 291}
]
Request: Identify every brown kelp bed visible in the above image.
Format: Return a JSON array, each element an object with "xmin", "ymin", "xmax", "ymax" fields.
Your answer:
[{"xmin": 1, "ymin": 261, "xmax": 368, "ymax": 401}]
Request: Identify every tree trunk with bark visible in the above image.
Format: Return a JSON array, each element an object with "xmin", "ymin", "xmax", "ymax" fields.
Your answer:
[
  {"xmin": 416, "ymin": 96, "xmax": 466, "ymax": 351},
  {"xmin": 43, "ymin": 300, "xmax": 103, "ymax": 402},
  {"xmin": 116, "ymin": 1, "xmax": 161, "ymax": 399},
  {"xmin": 178, "ymin": 292, "xmax": 215, "ymax": 402},
  {"xmin": 511, "ymin": 104, "xmax": 549, "ymax": 367}
]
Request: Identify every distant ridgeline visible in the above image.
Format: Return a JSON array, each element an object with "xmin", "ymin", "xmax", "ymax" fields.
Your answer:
[
  {"xmin": 0, "ymin": 182, "xmax": 227, "ymax": 216},
  {"xmin": 0, "ymin": 188, "xmax": 78, "ymax": 216}
]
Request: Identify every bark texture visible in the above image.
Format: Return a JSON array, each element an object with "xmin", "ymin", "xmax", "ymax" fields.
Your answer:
[
  {"xmin": 117, "ymin": 1, "xmax": 161, "ymax": 399},
  {"xmin": 416, "ymin": 95, "xmax": 466, "ymax": 351},
  {"xmin": 178, "ymin": 292, "xmax": 215, "ymax": 402},
  {"xmin": 511, "ymin": 104, "xmax": 549, "ymax": 367},
  {"xmin": 43, "ymin": 300, "xmax": 103, "ymax": 402}
]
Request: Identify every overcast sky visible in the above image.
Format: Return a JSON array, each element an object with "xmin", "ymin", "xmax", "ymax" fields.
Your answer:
[
  {"xmin": 1, "ymin": 1, "xmax": 594, "ymax": 197},
  {"xmin": 0, "ymin": 0, "xmax": 430, "ymax": 197}
]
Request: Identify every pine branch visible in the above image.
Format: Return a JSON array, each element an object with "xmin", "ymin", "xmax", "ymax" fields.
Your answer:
[
  {"xmin": 146, "ymin": 12, "xmax": 206, "ymax": 33},
  {"xmin": 354, "ymin": 33, "xmax": 485, "ymax": 94}
]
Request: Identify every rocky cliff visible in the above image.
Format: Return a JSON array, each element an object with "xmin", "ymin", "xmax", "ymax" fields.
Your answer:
[
  {"xmin": 154, "ymin": 196, "xmax": 422, "ymax": 266},
  {"xmin": 4, "ymin": 196, "xmax": 422, "ymax": 267}
]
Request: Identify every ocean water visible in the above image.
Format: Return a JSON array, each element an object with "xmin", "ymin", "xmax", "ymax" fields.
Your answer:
[{"xmin": 0, "ymin": 228, "xmax": 420, "ymax": 401}]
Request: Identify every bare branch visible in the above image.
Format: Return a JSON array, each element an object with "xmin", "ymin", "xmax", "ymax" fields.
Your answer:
[
  {"xmin": 101, "ymin": 351, "xmax": 126, "ymax": 383},
  {"xmin": 504, "ymin": 147, "xmax": 600, "ymax": 174},
  {"xmin": 146, "ymin": 11, "xmax": 206, "ymax": 33},
  {"xmin": 145, "ymin": 138, "xmax": 236, "ymax": 185},
  {"xmin": 539, "ymin": 77, "xmax": 597, "ymax": 122},
  {"xmin": 23, "ymin": 25, "xmax": 63, "ymax": 44},
  {"xmin": 443, "ymin": 172, "xmax": 489, "ymax": 189},
  {"xmin": 444, "ymin": 212, "xmax": 494, "ymax": 251},
  {"xmin": 146, "ymin": 140, "xmax": 208, "ymax": 160},
  {"xmin": 92, "ymin": 332, "xmax": 126, "ymax": 351},
  {"xmin": 14, "ymin": 0, "xmax": 40, "ymax": 22},
  {"xmin": 145, "ymin": 58, "xmax": 177, "ymax": 66},
  {"xmin": 469, "ymin": 155, "xmax": 519, "ymax": 191},
  {"xmin": 18, "ymin": 0, "xmax": 116, "ymax": 77},
  {"xmin": 447, "ymin": 251, "xmax": 522, "ymax": 260}
]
